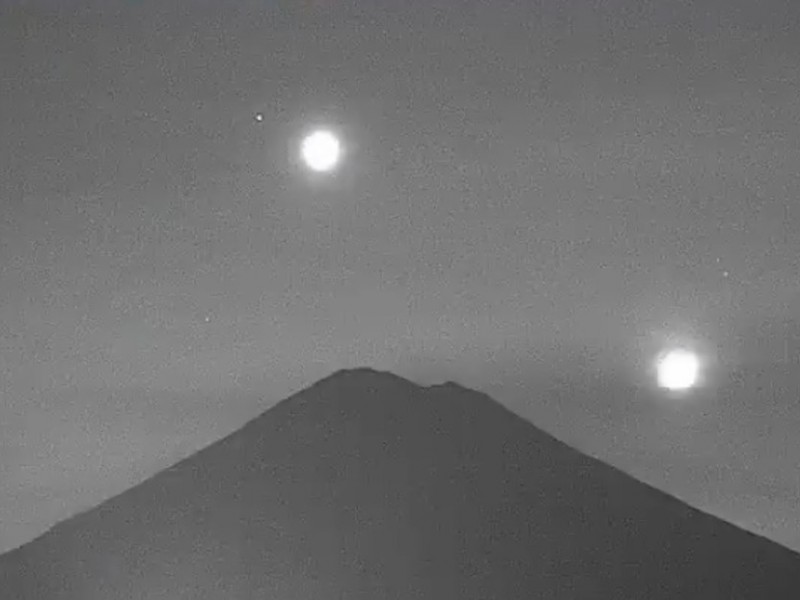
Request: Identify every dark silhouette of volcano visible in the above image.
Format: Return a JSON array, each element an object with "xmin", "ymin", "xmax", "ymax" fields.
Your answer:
[{"xmin": 3, "ymin": 367, "xmax": 800, "ymax": 599}]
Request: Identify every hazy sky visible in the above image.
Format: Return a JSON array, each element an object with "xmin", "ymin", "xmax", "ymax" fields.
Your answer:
[{"xmin": 1, "ymin": 0, "xmax": 799, "ymax": 553}]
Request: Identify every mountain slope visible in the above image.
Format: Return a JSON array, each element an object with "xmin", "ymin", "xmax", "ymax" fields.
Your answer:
[{"xmin": 2, "ymin": 367, "xmax": 800, "ymax": 599}]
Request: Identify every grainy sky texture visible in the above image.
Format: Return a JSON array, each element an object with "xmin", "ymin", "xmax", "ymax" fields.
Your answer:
[{"xmin": 1, "ymin": 0, "xmax": 799, "ymax": 553}]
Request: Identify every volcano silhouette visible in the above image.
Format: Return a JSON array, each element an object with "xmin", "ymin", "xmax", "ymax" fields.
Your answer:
[{"xmin": 2, "ymin": 367, "xmax": 800, "ymax": 598}]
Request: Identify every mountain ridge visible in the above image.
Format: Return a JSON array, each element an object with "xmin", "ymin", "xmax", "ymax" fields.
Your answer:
[{"xmin": 3, "ymin": 367, "xmax": 800, "ymax": 599}]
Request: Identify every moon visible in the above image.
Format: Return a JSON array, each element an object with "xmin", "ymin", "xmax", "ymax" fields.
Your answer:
[{"xmin": 300, "ymin": 129, "xmax": 342, "ymax": 173}]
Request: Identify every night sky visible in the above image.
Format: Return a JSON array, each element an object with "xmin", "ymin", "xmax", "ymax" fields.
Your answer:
[{"xmin": 1, "ymin": 0, "xmax": 799, "ymax": 553}]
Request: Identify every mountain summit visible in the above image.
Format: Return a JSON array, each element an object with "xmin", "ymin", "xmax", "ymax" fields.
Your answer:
[{"xmin": 3, "ymin": 368, "xmax": 800, "ymax": 599}]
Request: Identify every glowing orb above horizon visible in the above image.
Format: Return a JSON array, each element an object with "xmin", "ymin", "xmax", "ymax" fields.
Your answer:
[
  {"xmin": 300, "ymin": 129, "xmax": 342, "ymax": 173},
  {"xmin": 655, "ymin": 348, "xmax": 701, "ymax": 391}
]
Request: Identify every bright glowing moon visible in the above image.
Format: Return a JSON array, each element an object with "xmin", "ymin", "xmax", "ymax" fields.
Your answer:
[
  {"xmin": 300, "ymin": 130, "xmax": 341, "ymax": 172},
  {"xmin": 656, "ymin": 349, "xmax": 701, "ymax": 391}
]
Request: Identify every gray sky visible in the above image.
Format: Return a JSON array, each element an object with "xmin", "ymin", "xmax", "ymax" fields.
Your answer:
[{"xmin": 1, "ymin": 0, "xmax": 799, "ymax": 553}]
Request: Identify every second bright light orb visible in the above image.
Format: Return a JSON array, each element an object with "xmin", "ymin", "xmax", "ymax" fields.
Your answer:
[
  {"xmin": 655, "ymin": 348, "xmax": 701, "ymax": 392},
  {"xmin": 300, "ymin": 129, "xmax": 342, "ymax": 173}
]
